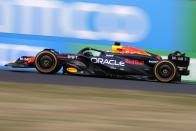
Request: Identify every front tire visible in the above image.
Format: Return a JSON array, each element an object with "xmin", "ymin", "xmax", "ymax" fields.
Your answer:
[
  {"xmin": 35, "ymin": 50, "xmax": 62, "ymax": 74},
  {"xmin": 154, "ymin": 60, "xmax": 177, "ymax": 83}
]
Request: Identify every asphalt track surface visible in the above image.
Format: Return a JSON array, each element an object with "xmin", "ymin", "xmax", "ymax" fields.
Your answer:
[{"xmin": 0, "ymin": 69, "xmax": 196, "ymax": 94}]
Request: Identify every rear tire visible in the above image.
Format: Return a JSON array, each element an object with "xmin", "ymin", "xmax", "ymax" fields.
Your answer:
[
  {"xmin": 154, "ymin": 60, "xmax": 177, "ymax": 83},
  {"xmin": 35, "ymin": 50, "xmax": 62, "ymax": 74}
]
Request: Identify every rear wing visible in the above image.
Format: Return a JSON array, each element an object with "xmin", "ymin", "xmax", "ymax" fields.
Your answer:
[{"xmin": 168, "ymin": 51, "xmax": 190, "ymax": 75}]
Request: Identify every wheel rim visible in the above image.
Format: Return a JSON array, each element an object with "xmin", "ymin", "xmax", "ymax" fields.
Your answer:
[
  {"xmin": 36, "ymin": 53, "xmax": 57, "ymax": 71},
  {"xmin": 38, "ymin": 55, "xmax": 54, "ymax": 69},
  {"xmin": 154, "ymin": 61, "xmax": 176, "ymax": 82},
  {"xmin": 158, "ymin": 65, "xmax": 173, "ymax": 78}
]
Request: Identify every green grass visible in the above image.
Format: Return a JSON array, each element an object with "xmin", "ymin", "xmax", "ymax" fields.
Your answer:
[
  {"xmin": 0, "ymin": 82, "xmax": 196, "ymax": 131},
  {"xmin": 183, "ymin": 80, "xmax": 196, "ymax": 84}
]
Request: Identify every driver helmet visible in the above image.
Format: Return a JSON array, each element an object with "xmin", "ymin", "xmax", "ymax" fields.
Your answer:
[{"xmin": 112, "ymin": 42, "xmax": 123, "ymax": 53}]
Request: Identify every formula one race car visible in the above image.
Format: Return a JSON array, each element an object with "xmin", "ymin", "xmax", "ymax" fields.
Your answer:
[{"xmin": 6, "ymin": 42, "xmax": 190, "ymax": 83}]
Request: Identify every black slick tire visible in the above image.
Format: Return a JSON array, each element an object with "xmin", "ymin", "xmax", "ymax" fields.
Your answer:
[
  {"xmin": 35, "ymin": 50, "xmax": 62, "ymax": 74},
  {"xmin": 154, "ymin": 60, "xmax": 177, "ymax": 83}
]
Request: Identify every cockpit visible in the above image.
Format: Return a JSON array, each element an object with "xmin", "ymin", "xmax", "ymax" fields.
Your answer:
[{"xmin": 78, "ymin": 48, "xmax": 103, "ymax": 57}]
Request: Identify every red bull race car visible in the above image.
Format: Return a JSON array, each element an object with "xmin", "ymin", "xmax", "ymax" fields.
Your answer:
[{"xmin": 6, "ymin": 42, "xmax": 190, "ymax": 83}]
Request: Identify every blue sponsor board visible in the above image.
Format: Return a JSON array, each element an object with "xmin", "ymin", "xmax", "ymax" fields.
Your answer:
[{"xmin": 0, "ymin": 0, "xmax": 184, "ymax": 65}]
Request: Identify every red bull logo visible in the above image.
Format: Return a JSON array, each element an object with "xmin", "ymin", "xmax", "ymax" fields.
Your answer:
[{"xmin": 125, "ymin": 59, "xmax": 144, "ymax": 65}]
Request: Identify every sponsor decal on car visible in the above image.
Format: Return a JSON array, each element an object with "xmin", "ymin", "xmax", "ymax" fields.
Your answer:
[
  {"xmin": 148, "ymin": 60, "xmax": 159, "ymax": 64},
  {"xmin": 67, "ymin": 67, "xmax": 78, "ymax": 73},
  {"xmin": 106, "ymin": 54, "xmax": 114, "ymax": 57},
  {"xmin": 125, "ymin": 59, "xmax": 144, "ymax": 65},
  {"xmin": 91, "ymin": 58, "xmax": 125, "ymax": 66},
  {"xmin": 67, "ymin": 55, "xmax": 78, "ymax": 59}
]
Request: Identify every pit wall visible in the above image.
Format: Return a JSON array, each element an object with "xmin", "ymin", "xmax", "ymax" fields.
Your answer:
[{"xmin": 0, "ymin": 0, "xmax": 195, "ymax": 81}]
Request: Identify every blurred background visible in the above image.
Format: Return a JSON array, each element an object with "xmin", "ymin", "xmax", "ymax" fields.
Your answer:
[
  {"xmin": 0, "ymin": 0, "xmax": 195, "ymax": 80},
  {"xmin": 1, "ymin": 1, "xmax": 196, "ymax": 131}
]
